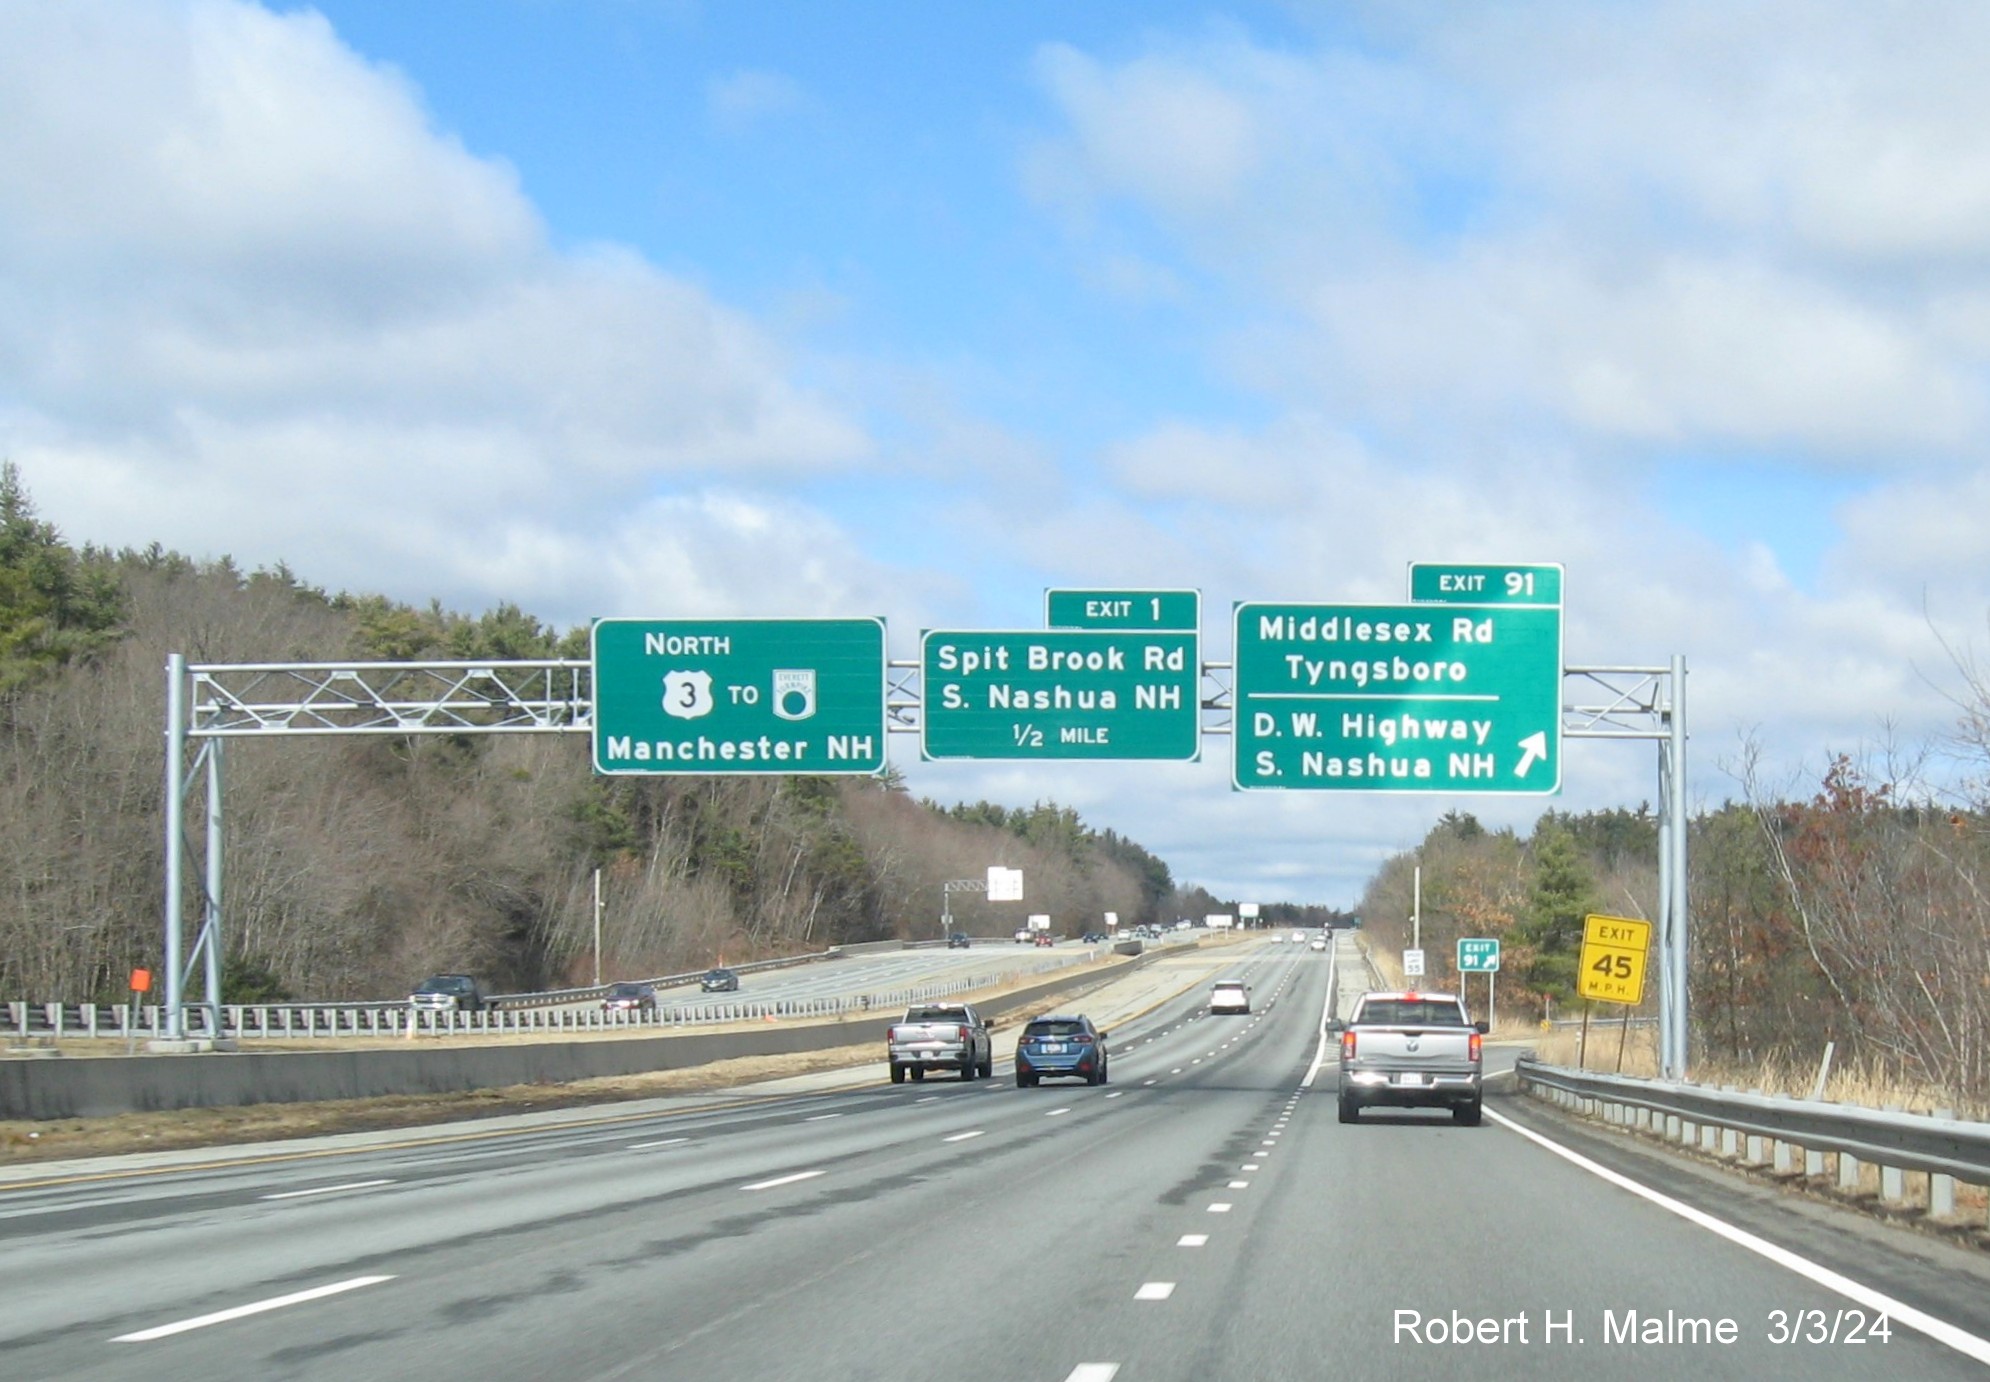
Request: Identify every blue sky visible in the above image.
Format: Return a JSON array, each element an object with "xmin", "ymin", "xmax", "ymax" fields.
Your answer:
[{"xmin": 4, "ymin": 1, "xmax": 1988, "ymax": 905}]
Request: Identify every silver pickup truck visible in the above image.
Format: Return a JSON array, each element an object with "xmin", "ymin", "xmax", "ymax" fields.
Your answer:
[
  {"xmin": 886, "ymin": 1003, "xmax": 993, "ymax": 1083},
  {"xmin": 1329, "ymin": 991, "xmax": 1485, "ymax": 1125}
]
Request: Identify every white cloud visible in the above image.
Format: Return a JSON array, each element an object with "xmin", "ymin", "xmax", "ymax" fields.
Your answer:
[
  {"xmin": 1028, "ymin": 41, "xmax": 1263, "ymax": 217},
  {"xmin": 0, "ymin": 1, "xmax": 875, "ymax": 622}
]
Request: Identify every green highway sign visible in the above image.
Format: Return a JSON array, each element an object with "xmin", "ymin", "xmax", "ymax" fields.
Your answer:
[
  {"xmin": 922, "ymin": 629, "xmax": 1199, "ymax": 761},
  {"xmin": 1045, "ymin": 588, "xmax": 1201, "ymax": 632},
  {"xmin": 591, "ymin": 618, "xmax": 886, "ymax": 775},
  {"xmin": 1457, "ymin": 938, "xmax": 1501, "ymax": 972},
  {"xmin": 1231, "ymin": 602, "xmax": 1562, "ymax": 794},
  {"xmin": 1409, "ymin": 562, "xmax": 1563, "ymax": 606}
]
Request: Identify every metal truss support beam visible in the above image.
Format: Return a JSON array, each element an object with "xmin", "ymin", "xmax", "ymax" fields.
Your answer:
[{"xmin": 161, "ymin": 652, "xmax": 1689, "ymax": 1072}]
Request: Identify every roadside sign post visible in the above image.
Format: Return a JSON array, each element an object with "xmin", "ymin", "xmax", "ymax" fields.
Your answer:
[
  {"xmin": 1456, "ymin": 938, "xmax": 1500, "ymax": 1021},
  {"xmin": 1577, "ymin": 914, "xmax": 1651, "ymax": 1005},
  {"xmin": 1403, "ymin": 948, "xmax": 1425, "ymax": 978},
  {"xmin": 1576, "ymin": 913, "xmax": 1652, "ymax": 1069},
  {"xmin": 591, "ymin": 618, "xmax": 887, "ymax": 775}
]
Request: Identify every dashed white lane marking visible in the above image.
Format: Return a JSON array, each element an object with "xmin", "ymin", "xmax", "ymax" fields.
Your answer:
[
  {"xmin": 1170, "ymin": 1068, "xmax": 1183, "ymax": 1074},
  {"xmin": 943, "ymin": 1130, "xmax": 985, "ymax": 1143},
  {"xmin": 915, "ymin": 1096, "xmax": 941, "ymax": 1104},
  {"xmin": 1135, "ymin": 1282, "xmax": 1177, "ymax": 1300},
  {"xmin": 804, "ymin": 1113, "xmax": 842, "ymax": 1122},
  {"xmin": 1208, "ymin": 1202, "xmax": 1233, "ymax": 1213},
  {"xmin": 1065, "ymin": 1365, "xmax": 1119, "ymax": 1382},
  {"xmin": 260, "ymin": 1180, "xmax": 393, "ymax": 1201},
  {"xmin": 1242, "ymin": 1163, "xmax": 1260, "ymax": 1171},
  {"xmin": 1105, "ymin": 1091, "xmax": 1124, "ymax": 1099},
  {"xmin": 1178, "ymin": 1234, "xmax": 1209, "ymax": 1247},
  {"xmin": 113, "ymin": 1276, "xmax": 394, "ymax": 1342},
  {"xmin": 741, "ymin": 1170, "xmax": 824, "ymax": 1191},
  {"xmin": 627, "ymin": 1137, "xmax": 689, "ymax": 1151},
  {"xmin": 1488, "ymin": 1106, "xmax": 1990, "ymax": 1367},
  {"xmin": 1046, "ymin": 1107, "xmax": 1072, "ymax": 1117},
  {"xmin": 1143, "ymin": 1079, "xmax": 1158, "ymax": 1086}
]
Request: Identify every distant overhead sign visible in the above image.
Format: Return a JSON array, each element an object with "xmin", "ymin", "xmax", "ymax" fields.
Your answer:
[
  {"xmin": 1045, "ymin": 588, "xmax": 1201, "ymax": 632},
  {"xmin": 1231, "ymin": 602, "xmax": 1562, "ymax": 794},
  {"xmin": 986, "ymin": 866, "xmax": 1024, "ymax": 901},
  {"xmin": 921, "ymin": 629, "xmax": 1199, "ymax": 761},
  {"xmin": 591, "ymin": 618, "xmax": 886, "ymax": 775}
]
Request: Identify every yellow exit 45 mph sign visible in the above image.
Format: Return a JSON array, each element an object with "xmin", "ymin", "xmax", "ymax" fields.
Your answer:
[{"xmin": 1577, "ymin": 913, "xmax": 1651, "ymax": 1005}]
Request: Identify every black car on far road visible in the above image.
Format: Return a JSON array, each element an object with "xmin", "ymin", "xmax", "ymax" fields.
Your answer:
[
  {"xmin": 601, "ymin": 981, "xmax": 657, "ymax": 1015},
  {"xmin": 701, "ymin": 967, "xmax": 741, "ymax": 993}
]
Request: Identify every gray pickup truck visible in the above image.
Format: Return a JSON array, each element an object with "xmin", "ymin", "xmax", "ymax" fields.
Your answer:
[
  {"xmin": 1330, "ymin": 991, "xmax": 1485, "ymax": 1125},
  {"xmin": 887, "ymin": 1002, "xmax": 993, "ymax": 1083}
]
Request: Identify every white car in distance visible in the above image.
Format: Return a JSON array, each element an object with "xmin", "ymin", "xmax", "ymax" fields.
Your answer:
[{"xmin": 1210, "ymin": 979, "xmax": 1251, "ymax": 1015}]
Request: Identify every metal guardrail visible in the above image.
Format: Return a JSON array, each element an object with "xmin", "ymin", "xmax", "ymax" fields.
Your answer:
[
  {"xmin": 1515, "ymin": 1056, "xmax": 1990, "ymax": 1226},
  {"xmin": 3, "ymin": 948, "xmax": 1098, "ymax": 1041}
]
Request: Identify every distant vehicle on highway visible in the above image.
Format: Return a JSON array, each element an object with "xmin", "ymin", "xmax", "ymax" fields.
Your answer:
[
  {"xmin": 601, "ymin": 981, "xmax": 657, "ymax": 1015},
  {"xmin": 1033, "ymin": 932, "xmax": 1055, "ymax": 947},
  {"xmin": 408, "ymin": 974, "xmax": 492, "ymax": 1014},
  {"xmin": 1080, "ymin": 931, "xmax": 1108, "ymax": 944},
  {"xmin": 947, "ymin": 932, "xmax": 971, "ymax": 949},
  {"xmin": 700, "ymin": 967, "xmax": 740, "ymax": 993},
  {"xmin": 1209, "ymin": 979, "xmax": 1250, "ymax": 1015},
  {"xmin": 1309, "ymin": 937, "xmax": 1327, "ymax": 952},
  {"xmin": 1014, "ymin": 927, "xmax": 1032, "ymax": 943},
  {"xmin": 1331, "ymin": 991, "xmax": 1485, "ymax": 1126},
  {"xmin": 1292, "ymin": 930, "xmax": 1308, "ymax": 943},
  {"xmin": 1015, "ymin": 1014, "xmax": 1108, "ymax": 1086}
]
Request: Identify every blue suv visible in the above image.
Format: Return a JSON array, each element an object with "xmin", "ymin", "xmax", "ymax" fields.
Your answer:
[{"xmin": 1015, "ymin": 1014, "xmax": 1109, "ymax": 1086}]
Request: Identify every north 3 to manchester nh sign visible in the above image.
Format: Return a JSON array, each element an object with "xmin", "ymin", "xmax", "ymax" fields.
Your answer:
[
  {"xmin": 592, "ymin": 618, "xmax": 887, "ymax": 775},
  {"xmin": 1232, "ymin": 602, "xmax": 1562, "ymax": 793}
]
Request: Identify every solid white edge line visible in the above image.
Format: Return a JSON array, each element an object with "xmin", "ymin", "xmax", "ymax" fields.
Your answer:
[
  {"xmin": 1301, "ymin": 937, "xmax": 1339, "ymax": 1088},
  {"xmin": 1486, "ymin": 1106, "xmax": 1990, "ymax": 1366},
  {"xmin": 259, "ymin": 1179, "xmax": 393, "ymax": 1201},
  {"xmin": 741, "ymin": 1170, "xmax": 825, "ymax": 1191},
  {"xmin": 113, "ymin": 1276, "xmax": 394, "ymax": 1342}
]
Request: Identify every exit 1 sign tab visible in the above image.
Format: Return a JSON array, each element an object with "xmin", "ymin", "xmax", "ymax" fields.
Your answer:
[{"xmin": 1045, "ymin": 588, "xmax": 1200, "ymax": 632}]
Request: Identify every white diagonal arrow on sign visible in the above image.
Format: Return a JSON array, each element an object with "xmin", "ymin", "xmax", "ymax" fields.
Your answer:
[{"xmin": 1515, "ymin": 731, "xmax": 1548, "ymax": 777}]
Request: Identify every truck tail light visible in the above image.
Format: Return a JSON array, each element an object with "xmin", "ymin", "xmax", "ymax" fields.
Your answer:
[
  {"xmin": 1469, "ymin": 1031, "xmax": 1482, "ymax": 1062},
  {"xmin": 1340, "ymin": 1030, "xmax": 1357, "ymax": 1060}
]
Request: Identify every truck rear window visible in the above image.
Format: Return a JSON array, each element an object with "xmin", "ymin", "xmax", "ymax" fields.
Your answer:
[
  {"xmin": 1025, "ymin": 1020, "xmax": 1087, "ymax": 1038},
  {"xmin": 1357, "ymin": 1000, "xmax": 1466, "ymax": 1026}
]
